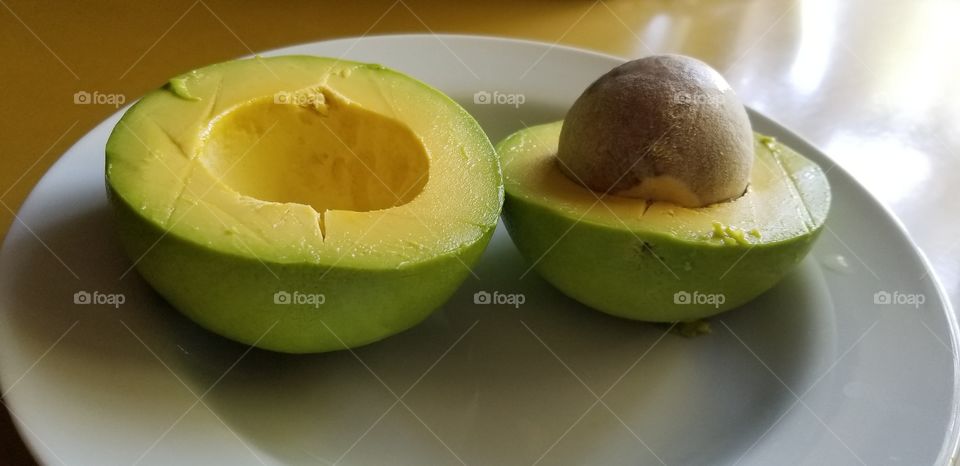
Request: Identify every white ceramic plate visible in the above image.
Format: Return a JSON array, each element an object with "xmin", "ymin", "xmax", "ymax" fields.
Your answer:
[{"xmin": 1, "ymin": 35, "xmax": 957, "ymax": 466}]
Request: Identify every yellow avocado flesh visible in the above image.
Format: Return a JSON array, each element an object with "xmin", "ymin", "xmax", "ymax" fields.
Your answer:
[
  {"xmin": 202, "ymin": 89, "xmax": 429, "ymax": 215},
  {"xmin": 502, "ymin": 121, "xmax": 828, "ymax": 246},
  {"xmin": 107, "ymin": 56, "xmax": 501, "ymax": 269},
  {"xmin": 498, "ymin": 121, "xmax": 830, "ymax": 321},
  {"xmin": 105, "ymin": 56, "xmax": 503, "ymax": 352}
]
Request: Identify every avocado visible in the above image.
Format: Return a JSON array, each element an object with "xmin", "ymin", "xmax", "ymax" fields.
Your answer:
[
  {"xmin": 500, "ymin": 55, "xmax": 829, "ymax": 322},
  {"xmin": 106, "ymin": 56, "xmax": 503, "ymax": 353},
  {"xmin": 498, "ymin": 121, "xmax": 829, "ymax": 321}
]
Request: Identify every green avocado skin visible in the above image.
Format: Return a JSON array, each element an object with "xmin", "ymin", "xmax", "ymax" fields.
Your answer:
[
  {"xmin": 502, "ymin": 195, "xmax": 822, "ymax": 321},
  {"xmin": 109, "ymin": 186, "xmax": 492, "ymax": 353}
]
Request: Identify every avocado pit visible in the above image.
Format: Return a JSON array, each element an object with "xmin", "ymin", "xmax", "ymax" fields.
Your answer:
[{"xmin": 556, "ymin": 54, "xmax": 754, "ymax": 208}]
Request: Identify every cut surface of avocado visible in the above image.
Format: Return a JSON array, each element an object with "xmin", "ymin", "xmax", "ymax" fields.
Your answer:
[
  {"xmin": 106, "ymin": 56, "xmax": 503, "ymax": 352},
  {"xmin": 498, "ymin": 121, "xmax": 829, "ymax": 321},
  {"xmin": 502, "ymin": 121, "xmax": 827, "ymax": 246},
  {"xmin": 108, "ymin": 56, "xmax": 501, "ymax": 268}
]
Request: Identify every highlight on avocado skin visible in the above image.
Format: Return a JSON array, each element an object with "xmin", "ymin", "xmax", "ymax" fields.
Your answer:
[
  {"xmin": 498, "ymin": 54, "xmax": 831, "ymax": 322},
  {"xmin": 106, "ymin": 55, "xmax": 503, "ymax": 353}
]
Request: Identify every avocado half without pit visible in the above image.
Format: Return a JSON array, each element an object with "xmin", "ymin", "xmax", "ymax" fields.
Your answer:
[
  {"xmin": 107, "ymin": 56, "xmax": 503, "ymax": 353},
  {"xmin": 499, "ymin": 54, "xmax": 830, "ymax": 322}
]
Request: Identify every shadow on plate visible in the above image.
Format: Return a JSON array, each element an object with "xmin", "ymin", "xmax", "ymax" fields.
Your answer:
[{"xmin": 2, "ymin": 180, "xmax": 834, "ymax": 466}]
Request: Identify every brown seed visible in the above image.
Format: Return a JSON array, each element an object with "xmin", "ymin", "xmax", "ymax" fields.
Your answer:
[{"xmin": 556, "ymin": 54, "xmax": 754, "ymax": 207}]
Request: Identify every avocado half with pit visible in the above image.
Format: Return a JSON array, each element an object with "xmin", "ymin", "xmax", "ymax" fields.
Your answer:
[
  {"xmin": 499, "ymin": 56, "xmax": 830, "ymax": 322},
  {"xmin": 106, "ymin": 56, "xmax": 503, "ymax": 353}
]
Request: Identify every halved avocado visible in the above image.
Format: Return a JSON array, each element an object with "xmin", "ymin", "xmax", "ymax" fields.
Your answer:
[
  {"xmin": 107, "ymin": 56, "xmax": 503, "ymax": 353},
  {"xmin": 498, "ymin": 121, "xmax": 829, "ymax": 321}
]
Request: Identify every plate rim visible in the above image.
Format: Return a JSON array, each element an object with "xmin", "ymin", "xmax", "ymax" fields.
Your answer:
[{"xmin": 2, "ymin": 32, "xmax": 958, "ymax": 465}]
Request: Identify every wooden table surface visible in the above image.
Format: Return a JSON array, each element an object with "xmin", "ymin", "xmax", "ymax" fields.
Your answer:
[{"xmin": 2, "ymin": 0, "xmax": 959, "ymax": 463}]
